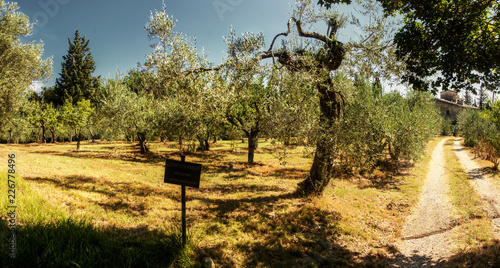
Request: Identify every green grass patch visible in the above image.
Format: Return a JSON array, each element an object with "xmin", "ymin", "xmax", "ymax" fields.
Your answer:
[
  {"xmin": 0, "ymin": 137, "xmax": 451, "ymax": 267},
  {"xmin": 0, "ymin": 217, "xmax": 188, "ymax": 268},
  {"xmin": 0, "ymin": 173, "xmax": 190, "ymax": 267},
  {"xmin": 443, "ymin": 139, "xmax": 492, "ymax": 249}
]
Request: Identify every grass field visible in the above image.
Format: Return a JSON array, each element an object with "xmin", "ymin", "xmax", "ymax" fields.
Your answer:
[{"xmin": 1, "ymin": 137, "xmax": 498, "ymax": 267}]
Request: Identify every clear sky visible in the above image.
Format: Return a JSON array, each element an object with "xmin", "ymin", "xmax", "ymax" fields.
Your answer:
[{"xmin": 16, "ymin": 0, "xmax": 355, "ymax": 90}]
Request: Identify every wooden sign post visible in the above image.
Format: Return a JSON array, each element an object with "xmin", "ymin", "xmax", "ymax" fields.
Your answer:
[{"xmin": 164, "ymin": 158, "xmax": 201, "ymax": 245}]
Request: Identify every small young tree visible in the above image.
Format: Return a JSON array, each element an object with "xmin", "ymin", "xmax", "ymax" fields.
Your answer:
[
  {"xmin": 62, "ymin": 98, "xmax": 92, "ymax": 150},
  {"xmin": 226, "ymin": 79, "xmax": 270, "ymax": 164},
  {"xmin": 28, "ymin": 101, "xmax": 58, "ymax": 143}
]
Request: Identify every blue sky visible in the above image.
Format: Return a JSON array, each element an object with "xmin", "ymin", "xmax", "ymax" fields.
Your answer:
[{"xmin": 16, "ymin": 0, "xmax": 355, "ymax": 90}]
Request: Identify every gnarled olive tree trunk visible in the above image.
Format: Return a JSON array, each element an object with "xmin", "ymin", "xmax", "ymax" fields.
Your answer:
[
  {"xmin": 297, "ymin": 74, "xmax": 342, "ymax": 195},
  {"xmin": 246, "ymin": 128, "xmax": 259, "ymax": 165},
  {"xmin": 137, "ymin": 132, "xmax": 149, "ymax": 154},
  {"xmin": 262, "ymin": 17, "xmax": 345, "ymax": 196}
]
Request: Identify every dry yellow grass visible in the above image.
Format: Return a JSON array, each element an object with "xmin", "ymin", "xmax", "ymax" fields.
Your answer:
[{"xmin": 0, "ymin": 137, "xmax": 447, "ymax": 267}]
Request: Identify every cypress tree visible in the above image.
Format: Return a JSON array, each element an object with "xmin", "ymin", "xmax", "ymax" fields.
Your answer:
[
  {"xmin": 372, "ymin": 77, "xmax": 383, "ymax": 98},
  {"xmin": 53, "ymin": 30, "xmax": 100, "ymax": 106}
]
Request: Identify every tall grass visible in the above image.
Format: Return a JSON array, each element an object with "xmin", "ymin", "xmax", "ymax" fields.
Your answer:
[{"xmin": 0, "ymin": 173, "xmax": 190, "ymax": 268}]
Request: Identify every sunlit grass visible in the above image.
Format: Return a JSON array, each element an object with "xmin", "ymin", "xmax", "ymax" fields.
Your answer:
[
  {"xmin": 0, "ymin": 147, "xmax": 191, "ymax": 267},
  {"xmin": 443, "ymin": 139, "xmax": 492, "ymax": 252},
  {"xmin": 0, "ymin": 137, "xmax": 446, "ymax": 267},
  {"xmin": 441, "ymin": 138, "xmax": 500, "ymax": 267}
]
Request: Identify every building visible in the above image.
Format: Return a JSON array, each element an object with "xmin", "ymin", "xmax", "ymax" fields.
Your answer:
[{"xmin": 434, "ymin": 90, "xmax": 477, "ymax": 123}]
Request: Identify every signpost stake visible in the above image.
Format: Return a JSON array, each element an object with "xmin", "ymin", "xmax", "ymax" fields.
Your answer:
[
  {"xmin": 181, "ymin": 184, "xmax": 186, "ymax": 245},
  {"xmin": 181, "ymin": 156, "xmax": 187, "ymax": 246},
  {"xmin": 164, "ymin": 156, "xmax": 201, "ymax": 247}
]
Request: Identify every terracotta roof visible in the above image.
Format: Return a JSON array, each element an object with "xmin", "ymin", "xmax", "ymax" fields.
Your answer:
[{"xmin": 434, "ymin": 98, "xmax": 478, "ymax": 109}]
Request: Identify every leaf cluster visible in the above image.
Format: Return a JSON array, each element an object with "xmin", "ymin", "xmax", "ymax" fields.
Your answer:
[
  {"xmin": 378, "ymin": 0, "xmax": 500, "ymax": 93},
  {"xmin": 336, "ymin": 77, "xmax": 440, "ymax": 172},
  {"xmin": 0, "ymin": 0, "xmax": 52, "ymax": 131}
]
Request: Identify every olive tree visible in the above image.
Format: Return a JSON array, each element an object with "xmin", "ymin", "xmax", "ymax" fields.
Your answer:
[
  {"xmin": 254, "ymin": 0, "xmax": 399, "ymax": 195},
  {"xmin": 0, "ymin": 1, "xmax": 52, "ymax": 135},
  {"xmin": 27, "ymin": 101, "xmax": 59, "ymax": 143},
  {"xmin": 61, "ymin": 98, "xmax": 92, "ymax": 150},
  {"xmin": 100, "ymin": 75, "xmax": 160, "ymax": 154},
  {"xmin": 141, "ymin": 4, "xmax": 221, "ymax": 153},
  {"xmin": 225, "ymin": 76, "xmax": 269, "ymax": 164}
]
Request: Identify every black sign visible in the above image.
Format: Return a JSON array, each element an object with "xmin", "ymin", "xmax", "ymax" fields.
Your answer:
[{"xmin": 164, "ymin": 159, "xmax": 201, "ymax": 188}]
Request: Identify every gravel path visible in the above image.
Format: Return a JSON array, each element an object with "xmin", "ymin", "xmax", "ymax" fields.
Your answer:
[
  {"xmin": 390, "ymin": 138, "xmax": 454, "ymax": 267},
  {"xmin": 453, "ymin": 138, "xmax": 500, "ymax": 239}
]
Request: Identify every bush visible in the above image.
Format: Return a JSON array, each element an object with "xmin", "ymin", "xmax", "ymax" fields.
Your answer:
[
  {"xmin": 440, "ymin": 118, "xmax": 453, "ymax": 136},
  {"xmin": 384, "ymin": 91, "xmax": 441, "ymax": 162},
  {"xmin": 335, "ymin": 79, "xmax": 441, "ymax": 173},
  {"xmin": 458, "ymin": 107, "xmax": 500, "ymax": 164}
]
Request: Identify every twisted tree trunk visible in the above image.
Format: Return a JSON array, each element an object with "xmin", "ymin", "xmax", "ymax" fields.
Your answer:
[
  {"xmin": 260, "ymin": 17, "xmax": 345, "ymax": 196},
  {"xmin": 247, "ymin": 129, "xmax": 259, "ymax": 164},
  {"xmin": 137, "ymin": 132, "xmax": 149, "ymax": 154},
  {"xmin": 297, "ymin": 74, "xmax": 342, "ymax": 195}
]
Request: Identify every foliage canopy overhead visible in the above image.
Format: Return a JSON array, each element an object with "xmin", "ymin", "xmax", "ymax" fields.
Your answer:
[{"xmin": 378, "ymin": 0, "xmax": 500, "ymax": 93}]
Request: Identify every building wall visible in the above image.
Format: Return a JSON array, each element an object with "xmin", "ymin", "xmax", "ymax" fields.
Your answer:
[{"xmin": 435, "ymin": 99, "xmax": 464, "ymax": 123}]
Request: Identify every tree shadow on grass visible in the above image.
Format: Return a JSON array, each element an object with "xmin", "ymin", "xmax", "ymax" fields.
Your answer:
[
  {"xmin": 61, "ymin": 150, "xmax": 169, "ymax": 164},
  {"xmin": 190, "ymin": 192, "xmax": 360, "ymax": 267},
  {"xmin": 0, "ymin": 217, "xmax": 189, "ymax": 268},
  {"xmin": 386, "ymin": 239, "xmax": 500, "ymax": 267},
  {"xmin": 443, "ymin": 239, "xmax": 500, "ymax": 267},
  {"xmin": 192, "ymin": 191, "xmax": 500, "ymax": 267},
  {"xmin": 32, "ymin": 145, "xmax": 230, "ymax": 168},
  {"xmin": 23, "ymin": 175, "xmax": 180, "ymax": 217},
  {"xmin": 193, "ymin": 194, "xmax": 409, "ymax": 267},
  {"xmin": 353, "ymin": 160, "xmax": 415, "ymax": 191},
  {"xmin": 272, "ymin": 167, "xmax": 309, "ymax": 180},
  {"xmin": 25, "ymin": 175, "xmax": 177, "ymax": 199},
  {"xmin": 196, "ymin": 184, "xmax": 287, "ymax": 195}
]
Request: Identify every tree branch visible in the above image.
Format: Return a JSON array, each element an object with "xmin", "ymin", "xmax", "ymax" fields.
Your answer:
[
  {"xmin": 236, "ymin": 117, "xmax": 250, "ymax": 136},
  {"xmin": 182, "ymin": 62, "xmax": 229, "ymax": 76},
  {"xmin": 265, "ymin": 17, "xmax": 331, "ymax": 56}
]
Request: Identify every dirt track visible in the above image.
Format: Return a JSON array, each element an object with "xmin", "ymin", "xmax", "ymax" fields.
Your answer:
[
  {"xmin": 390, "ymin": 137, "xmax": 500, "ymax": 267},
  {"xmin": 390, "ymin": 138, "xmax": 454, "ymax": 267}
]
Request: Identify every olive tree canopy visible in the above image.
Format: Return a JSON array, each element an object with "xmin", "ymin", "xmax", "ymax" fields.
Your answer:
[{"xmin": 0, "ymin": 0, "xmax": 52, "ymax": 132}]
